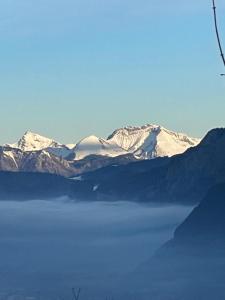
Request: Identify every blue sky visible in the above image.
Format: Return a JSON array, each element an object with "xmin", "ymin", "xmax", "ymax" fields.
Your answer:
[{"xmin": 0, "ymin": 0, "xmax": 225, "ymax": 144}]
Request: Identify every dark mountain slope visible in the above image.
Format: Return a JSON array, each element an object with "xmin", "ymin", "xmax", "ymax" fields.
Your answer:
[
  {"xmin": 70, "ymin": 153, "xmax": 137, "ymax": 175},
  {"xmin": 0, "ymin": 171, "xmax": 81, "ymax": 200},
  {"xmin": 128, "ymin": 182, "xmax": 225, "ymax": 300},
  {"xmin": 174, "ymin": 182, "xmax": 225, "ymax": 242},
  {"xmin": 0, "ymin": 146, "xmax": 137, "ymax": 177},
  {"xmin": 0, "ymin": 147, "xmax": 75, "ymax": 177}
]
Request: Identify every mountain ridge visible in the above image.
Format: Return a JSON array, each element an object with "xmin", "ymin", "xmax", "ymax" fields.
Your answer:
[
  {"xmin": 0, "ymin": 127, "xmax": 224, "ymax": 206},
  {"xmin": 107, "ymin": 124, "xmax": 200, "ymax": 159},
  {"xmin": 75, "ymin": 127, "xmax": 225, "ymax": 204},
  {"xmin": 0, "ymin": 124, "xmax": 200, "ymax": 177},
  {"xmin": 5, "ymin": 124, "xmax": 200, "ymax": 160}
]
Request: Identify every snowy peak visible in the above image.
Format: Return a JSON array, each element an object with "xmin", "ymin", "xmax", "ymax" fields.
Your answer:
[
  {"xmin": 0, "ymin": 124, "xmax": 203, "ymax": 177},
  {"xmin": 15, "ymin": 131, "xmax": 59, "ymax": 151},
  {"xmin": 73, "ymin": 135, "xmax": 126, "ymax": 160},
  {"xmin": 9, "ymin": 131, "xmax": 73, "ymax": 158},
  {"xmin": 3, "ymin": 124, "xmax": 200, "ymax": 162},
  {"xmin": 77, "ymin": 135, "xmax": 102, "ymax": 145},
  {"xmin": 139, "ymin": 127, "xmax": 200, "ymax": 159},
  {"xmin": 108, "ymin": 124, "xmax": 200, "ymax": 159},
  {"xmin": 108, "ymin": 124, "xmax": 160, "ymax": 152}
]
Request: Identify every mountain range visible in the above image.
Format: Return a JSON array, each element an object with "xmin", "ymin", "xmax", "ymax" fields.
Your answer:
[
  {"xmin": 0, "ymin": 127, "xmax": 224, "ymax": 206},
  {"xmin": 73, "ymin": 128, "xmax": 225, "ymax": 204},
  {"xmin": 1, "ymin": 124, "xmax": 199, "ymax": 177}
]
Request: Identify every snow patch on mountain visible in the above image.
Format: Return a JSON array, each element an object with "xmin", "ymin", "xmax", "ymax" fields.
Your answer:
[
  {"xmin": 72, "ymin": 135, "xmax": 126, "ymax": 160},
  {"xmin": 2, "ymin": 150, "xmax": 18, "ymax": 168}
]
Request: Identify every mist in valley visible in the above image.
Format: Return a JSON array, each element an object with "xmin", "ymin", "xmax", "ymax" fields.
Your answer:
[{"xmin": 0, "ymin": 198, "xmax": 194, "ymax": 299}]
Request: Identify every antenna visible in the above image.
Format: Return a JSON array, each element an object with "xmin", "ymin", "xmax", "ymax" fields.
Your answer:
[{"xmin": 212, "ymin": 0, "xmax": 225, "ymax": 74}]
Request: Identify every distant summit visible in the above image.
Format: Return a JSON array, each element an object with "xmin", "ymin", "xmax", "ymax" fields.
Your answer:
[
  {"xmin": 108, "ymin": 124, "xmax": 200, "ymax": 159},
  {"xmin": 16, "ymin": 131, "xmax": 59, "ymax": 151},
  {"xmin": 7, "ymin": 131, "xmax": 73, "ymax": 158}
]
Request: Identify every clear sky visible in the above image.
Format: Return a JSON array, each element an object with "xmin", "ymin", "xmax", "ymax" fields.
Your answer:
[{"xmin": 0, "ymin": 0, "xmax": 225, "ymax": 144}]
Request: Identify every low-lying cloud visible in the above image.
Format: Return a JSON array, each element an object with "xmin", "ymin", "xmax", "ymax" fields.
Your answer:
[{"xmin": 0, "ymin": 199, "xmax": 193, "ymax": 299}]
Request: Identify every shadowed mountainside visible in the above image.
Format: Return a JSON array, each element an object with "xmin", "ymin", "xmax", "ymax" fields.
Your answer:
[
  {"xmin": 0, "ymin": 172, "xmax": 76, "ymax": 200},
  {"xmin": 126, "ymin": 182, "xmax": 225, "ymax": 300},
  {"xmin": 0, "ymin": 146, "xmax": 137, "ymax": 177}
]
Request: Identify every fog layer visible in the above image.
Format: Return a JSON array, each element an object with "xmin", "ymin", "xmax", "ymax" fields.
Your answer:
[{"xmin": 0, "ymin": 199, "xmax": 192, "ymax": 299}]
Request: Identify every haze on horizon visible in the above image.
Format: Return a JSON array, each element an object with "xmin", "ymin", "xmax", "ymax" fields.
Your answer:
[{"xmin": 0, "ymin": 0, "xmax": 225, "ymax": 144}]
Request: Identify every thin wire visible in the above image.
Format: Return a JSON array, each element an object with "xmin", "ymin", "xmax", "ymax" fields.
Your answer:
[{"xmin": 212, "ymin": 0, "xmax": 225, "ymax": 67}]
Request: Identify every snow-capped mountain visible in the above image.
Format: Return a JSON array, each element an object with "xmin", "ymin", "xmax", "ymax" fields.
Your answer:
[
  {"xmin": 71, "ymin": 124, "xmax": 200, "ymax": 160},
  {"xmin": 0, "ymin": 146, "xmax": 75, "ymax": 177},
  {"xmin": 107, "ymin": 124, "xmax": 200, "ymax": 159},
  {"xmin": 7, "ymin": 125, "xmax": 200, "ymax": 161},
  {"xmin": 7, "ymin": 131, "xmax": 73, "ymax": 158},
  {"xmin": 0, "ymin": 124, "xmax": 201, "ymax": 177},
  {"xmin": 79, "ymin": 128, "xmax": 225, "ymax": 204},
  {"xmin": 72, "ymin": 135, "xmax": 126, "ymax": 160},
  {"xmin": 13, "ymin": 131, "xmax": 59, "ymax": 151}
]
